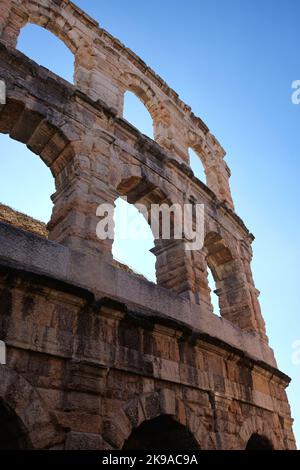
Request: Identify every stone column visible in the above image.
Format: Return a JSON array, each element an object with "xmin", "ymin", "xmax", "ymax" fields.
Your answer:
[
  {"xmin": 191, "ymin": 248, "xmax": 216, "ymax": 314},
  {"xmin": 204, "ymin": 233, "xmax": 267, "ymax": 338},
  {"xmin": 152, "ymin": 238, "xmax": 196, "ymax": 302},
  {"xmin": 239, "ymin": 241, "xmax": 267, "ymax": 338},
  {"xmin": 47, "ymin": 142, "xmax": 115, "ymax": 259},
  {"xmin": 152, "ymin": 236, "xmax": 213, "ymax": 307},
  {"xmin": 214, "ymin": 257, "xmax": 267, "ymax": 338},
  {"xmin": 151, "ymin": 200, "xmax": 214, "ymax": 310},
  {"xmin": 218, "ymin": 160, "xmax": 234, "ymax": 210}
]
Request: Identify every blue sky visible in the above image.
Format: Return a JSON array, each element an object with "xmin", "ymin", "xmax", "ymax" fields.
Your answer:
[{"xmin": 0, "ymin": 0, "xmax": 299, "ymax": 448}]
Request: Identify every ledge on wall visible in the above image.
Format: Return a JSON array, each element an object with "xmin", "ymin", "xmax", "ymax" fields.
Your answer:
[{"xmin": 0, "ymin": 220, "xmax": 277, "ymax": 371}]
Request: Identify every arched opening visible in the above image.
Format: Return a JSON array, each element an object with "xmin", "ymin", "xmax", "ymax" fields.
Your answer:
[
  {"xmin": 112, "ymin": 196, "xmax": 156, "ymax": 282},
  {"xmin": 115, "ymin": 175, "xmax": 178, "ymax": 287},
  {"xmin": 123, "ymin": 91, "xmax": 154, "ymax": 139},
  {"xmin": 17, "ymin": 24, "xmax": 74, "ymax": 83},
  {"xmin": 0, "ymin": 399, "xmax": 32, "ymax": 449},
  {"xmin": 189, "ymin": 148, "xmax": 207, "ymax": 185},
  {"xmin": 207, "ymin": 266, "xmax": 220, "ymax": 316},
  {"xmin": 0, "ymin": 95, "xmax": 75, "ymax": 242},
  {"xmin": 246, "ymin": 433, "xmax": 274, "ymax": 450},
  {"xmin": 122, "ymin": 415, "xmax": 200, "ymax": 450},
  {"xmin": 0, "ymin": 134, "xmax": 54, "ymax": 227}
]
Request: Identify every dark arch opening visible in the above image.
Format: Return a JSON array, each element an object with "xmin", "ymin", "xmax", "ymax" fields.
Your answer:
[
  {"xmin": 246, "ymin": 433, "xmax": 274, "ymax": 450},
  {"xmin": 0, "ymin": 399, "xmax": 32, "ymax": 449},
  {"xmin": 122, "ymin": 415, "xmax": 200, "ymax": 450}
]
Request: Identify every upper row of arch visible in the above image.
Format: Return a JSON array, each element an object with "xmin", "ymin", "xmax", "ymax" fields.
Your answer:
[{"xmin": 0, "ymin": 0, "xmax": 233, "ymax": 208}]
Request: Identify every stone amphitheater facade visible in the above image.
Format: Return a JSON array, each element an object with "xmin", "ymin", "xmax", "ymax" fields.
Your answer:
[{"xmin": 0, "ymin": 0, "xmax": 296, "ymax": 450}]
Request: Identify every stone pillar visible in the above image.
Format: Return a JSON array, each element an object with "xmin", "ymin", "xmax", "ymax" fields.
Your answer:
[
  {"xmin": 47, "ymin": 144, "xmax": 115, "ymax": 259},
  {"xmin": 213, "ymin": 257, "xmax": 266, "ymax": 338},
  {"xmin": 151, "ymin": 202, "xmax": 213, "ymax": 311},
  {"xmin": 152, "ymin": 239, "xmax": 196, "ymax": 302},
  {"xmin": 191, "ymin": 249, "xmax": 215, "ymax": 314},
  {"xmin": 204, "ymin": 133, "xmax": 234, "ymax": 210},
  {"xmin": 204, "ymin": 233, "xmax": 267, "ymax": 338},
  {"xmin": 152, "ymin": 238, "xmax": 214, "ymax": 307},
  {"xmin": 218, "ymin": 160, "xmax": 234, "ymax": 210},
  {"xmin": 239, "ymin": 241, "xmax": 267, "ymax": 337},
  {"xmin": 75, "ymin": 46, "xmax": 121, "ymax": 109},
  {"xmin": 155, "ymin": 111, "xmax": 190, "ymax": 165}
]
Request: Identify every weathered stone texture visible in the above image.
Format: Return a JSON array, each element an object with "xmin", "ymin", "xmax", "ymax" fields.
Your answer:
[{"xmin": 0, "ymin": 0, "xmax": 296, "ymax": 450}]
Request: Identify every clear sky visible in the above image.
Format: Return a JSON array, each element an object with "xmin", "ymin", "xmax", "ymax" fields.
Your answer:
[{"xmin": 0, "ymin": 0, "xmax": 299, "ymax": 448}]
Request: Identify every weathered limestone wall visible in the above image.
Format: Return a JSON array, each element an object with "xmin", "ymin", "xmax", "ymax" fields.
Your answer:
[
  {"xmin": 0, "ymin": 42, "xmax": 266, "ymax": 337},
  {"xmin": 0, "ymin": 225, "xmax": 296, "ymax": 449},
  {"xmin": 0, "ymin": 0, "xmax": 296, "ymax": 450}
]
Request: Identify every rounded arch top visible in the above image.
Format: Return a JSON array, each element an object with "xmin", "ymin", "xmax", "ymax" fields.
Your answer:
[
  {"xmin": 0, "ymin": 0, "xmax": 93, "ymax": 91},
  {"xmin": 119, "ymin": 73, "xmax": 158, "ymax": 108},
  {"xmin": 118, "ymin": 71, "xmax": 169, "ymax": 129},
  {"xmin": 239, "ymin": 416, "xmax": 281, "ymax": 450},
  {"xmin": 187, "ymin": 130, "xmax": 208, "ymax": 166},
  {"xmin": 0, "ymin": 97, "xmax": 78, "ymax": 178},
  {"xmin": 102, "ymin": 389, "xmax": 216, "ymax": 450},
  {"xmin": 20, "ymin": 18, "xmax": 77, "ymax": 57},
  {"xmin": 0, "ymin": 0, "xmax": 90, "ymax": 53},
  {"xmin": 123, "ymin": 415, "xmax": 200, "ymax": 450}
]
